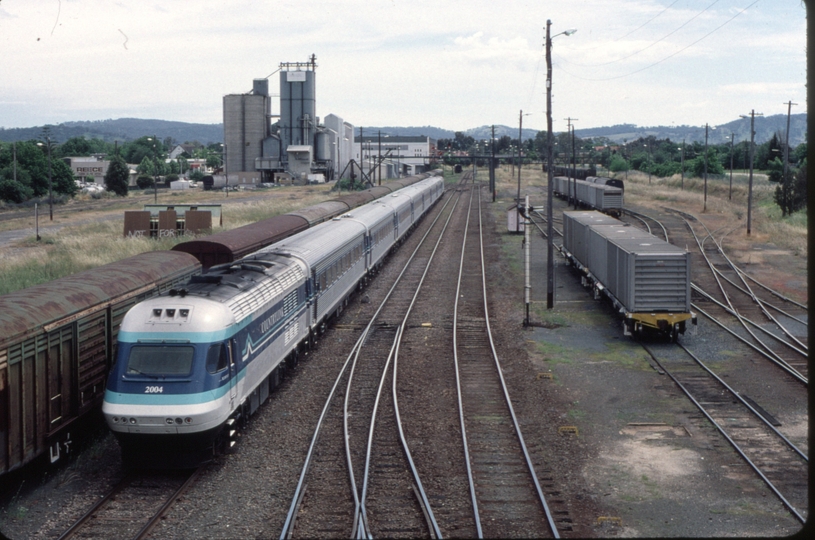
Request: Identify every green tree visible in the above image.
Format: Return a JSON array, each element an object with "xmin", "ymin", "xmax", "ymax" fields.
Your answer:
[
  {"xmin": 609, "ymin": 154, "xmax": 630, "ymax": 173},
  {"xmin": 137, "ymin": 155, "xmax": 156, "ymax": 176},
  {"xmin": 136, "ymin": 174, "xmax": 155, "ymax": 189},
  {"xmin": 0, "ymin": 167, "xmax": 34, "ymax": 203},
  {"xmin": 105, "ymin": 154, "xmax": 130, "ymax": 196},
  {"xmin": 773, "ymin": 159, "xmax": 806, "ymax": 216}
]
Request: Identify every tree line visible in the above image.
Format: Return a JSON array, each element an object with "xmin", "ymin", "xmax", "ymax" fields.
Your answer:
[
  {"xmin": 0, "ymin": 130, "xmax": 224, "ymax": 203},
  {"xmin": 439, "ymin": 130, "xmax": 807, "ymax": 216}
]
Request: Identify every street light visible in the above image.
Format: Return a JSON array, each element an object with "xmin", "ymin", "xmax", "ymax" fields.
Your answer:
[
  {"xmin": 147, "ymin": 136, "xmax": 159, "ymax": 203},
  {"xmin": 36, "ymin": 138, "xmax": 54, "ymax": 221},
  {"xmin": 546, "ymin": 20, "xmax": 576, "ymax": 310}
]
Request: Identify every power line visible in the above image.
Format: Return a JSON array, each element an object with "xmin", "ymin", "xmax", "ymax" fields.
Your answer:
[
  {"xmin": 564, "ymin": 0, "xmax": 682, "ymax": 54},
  {"xmin": 562, "ymin": 0, "xmax": 722, "ymax": 68},
  {"xmin": 554, "ymin": 0, "xmax": 761, "ymax": 81}
]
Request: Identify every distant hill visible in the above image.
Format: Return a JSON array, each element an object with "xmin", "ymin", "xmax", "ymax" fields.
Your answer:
[
  {"xmin": 575, "ymin": 114, "xmax": 807, "ymax": 147},
  {"xmin": 0, "ymin": 118, "xmax": 223, "ymax": 145},
  {"xmin": 0, "ymin": 114, "xmax": 806, "ymax": 147}
]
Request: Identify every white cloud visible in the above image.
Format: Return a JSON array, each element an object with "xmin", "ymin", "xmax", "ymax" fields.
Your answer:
[{"xmin": 0, "ymin": 0, "xmax": 806, "ymax": 131}]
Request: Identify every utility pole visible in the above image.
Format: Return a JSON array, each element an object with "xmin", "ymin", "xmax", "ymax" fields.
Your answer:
[
  {"xmin": 564, "ymin": 117, "xmax": 577, "ymax": 208},
  {"xmin": 491, "ymin": 124, "xmax": 496, "ymax": 201},
  {"xmin": 728, "ymin": 133, "xmax": 734, "ymax": 200},
  {"xmin": 703, "ymin": 124, "xmax": 709, "ymax": 212},
  {"xmin": 545, "ymin": 19, "xmax": 555, "ymax": 310},
  {"xmin": 782, "ymin": 100, "xmax": 797, "ymax": 215},
  {"xmin": 740, "ymin": 110, "xmax": 763, "ymax": 234},
  {"xmin": 680, "ymin": 139, "xmax": 685, "ymax": 190},
  {"xmin": 544, "ymin": 21, "xmax": 576, "ymax": 310}
]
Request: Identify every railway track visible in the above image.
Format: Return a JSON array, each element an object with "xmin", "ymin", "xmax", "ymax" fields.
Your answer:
[
  {"xmin": 279, "ymin": 175, "xmax": 471, "ymax": 538},
  {"xmin": 449, "ymin": 181, "xmax": 562, "ymax": 538},
  {"xmin": 280, "ymin": 172, "xmax": 570, "ymax": 538},
  {"xmin": 642, "ymin": 342, "xmax": 808, "ymax": 524},
  {"xmin": 624, "ymin": 208, "xmax": 808, "ymax": 384},
  {"xmin": 58, "ymin": 467, "xmax": 202, "ymax": 539},
  {"xmin": 621, "ymin": 207, "xmax": 808, "ymax": 524}
]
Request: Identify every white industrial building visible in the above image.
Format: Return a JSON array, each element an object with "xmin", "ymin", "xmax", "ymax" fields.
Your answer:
[{"xmin": 354, "ymin": 135, "xmax": 437, "ymax": 179}]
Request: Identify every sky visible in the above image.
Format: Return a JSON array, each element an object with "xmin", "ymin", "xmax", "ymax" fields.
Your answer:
[{"xmin": 0, "ymin": 0, "xmax": 807, "ymax": 134}]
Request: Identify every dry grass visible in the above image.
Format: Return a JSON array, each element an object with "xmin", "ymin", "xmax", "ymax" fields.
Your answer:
[
  {"xmin": 489, "ymin": 165, "xmax": 806, "ymax": 257},
  {"xmin": 0, "ymin": 184, "xmax": 337, "ymax": 295}
]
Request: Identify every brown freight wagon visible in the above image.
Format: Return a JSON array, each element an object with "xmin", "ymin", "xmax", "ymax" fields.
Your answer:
[{"xmin": 0, "ymin": 251, "xmax": 201, "ymax": 476}]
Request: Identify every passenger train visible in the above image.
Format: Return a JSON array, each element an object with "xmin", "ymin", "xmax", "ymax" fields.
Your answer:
[
  {"xmin": 0, "ymin": 171, "xmax": 439, "ymax": 478},
  {"xmin": 101, "ymin": 176, "xmax": 445, "ymax": 467}
]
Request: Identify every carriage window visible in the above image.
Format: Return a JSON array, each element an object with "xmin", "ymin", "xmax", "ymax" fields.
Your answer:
[
  {"xmin": 206, "ymin": 343, "xmax": 229, "ymax": 373},
  {"xmin": 127, "ymin": 345, "xmax": 195, "ymax": 376}
]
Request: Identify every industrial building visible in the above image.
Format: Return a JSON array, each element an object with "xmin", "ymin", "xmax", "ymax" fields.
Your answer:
[
  {"xmin": 222, "ymin": 55, "xmax": 354, "ymax": 185},
  {"xmin": 354, "ymin": 135, "xmax": 437, "ymax": 179}
]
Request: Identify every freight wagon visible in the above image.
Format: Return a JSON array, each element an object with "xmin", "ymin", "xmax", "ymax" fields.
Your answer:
[
  {"xmin": 561, "ymin": 210, "xmax": 696, "ymax": 340},
  {"xmin": 0, "ymin": 251, "xmax": 201, "ymax": 476},
  {"xmin": 553, "ymin": 176, "xmax": 623, "ymax": 216}
]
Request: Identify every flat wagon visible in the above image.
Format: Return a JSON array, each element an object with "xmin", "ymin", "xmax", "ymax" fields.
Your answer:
[{"xmin": 561, "ymin": 210, "xmax": 695, "ymax": 340}]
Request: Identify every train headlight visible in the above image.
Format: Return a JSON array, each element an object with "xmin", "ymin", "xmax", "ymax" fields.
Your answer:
[
  {"xmin": 112, "ymin": 417, "xmax": 119, "ymax": 423},
  {"xmin": 184, "ymin": 417, "xmax": 192, "ymax": 424},
  {"xmin": 129, "ymin": 418, "xmax": 137, "ymax": 424},
  {"xmin": 175, "ymin": 417, "xmax": 183, "ymax": 425},
  {"xmin": 166, "ymin": 418, "xmax": 174, "ymax": 425}
]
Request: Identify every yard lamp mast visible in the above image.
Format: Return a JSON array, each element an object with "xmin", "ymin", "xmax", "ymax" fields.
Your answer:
[
  {"xmin": 545, "ymin": 20, "xmax": 576, "ymax": 310},
  {"xmin": 36, "ymin": 138, "xmax": 54, "ymax": 220},
  {"xmin": 147, "ymin": 136, "xmax": 159, "ymax": 203}
]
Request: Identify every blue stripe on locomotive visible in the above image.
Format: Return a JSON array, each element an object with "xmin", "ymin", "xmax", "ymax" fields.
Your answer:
[{"xmin": 106, "ymin": 287, "xmax": 308, "ymax": 404}]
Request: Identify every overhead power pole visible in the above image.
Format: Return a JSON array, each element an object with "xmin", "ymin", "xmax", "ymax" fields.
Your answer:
[
  {"xmin": 782, "ymin": 100, "xmax": 797, "ymax": 215},
  {"xmin": 740, "ymin": 110, "xmax": 763, "ymax": 235}
]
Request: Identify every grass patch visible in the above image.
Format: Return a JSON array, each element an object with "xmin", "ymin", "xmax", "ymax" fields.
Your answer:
[
  {"xmin": 588, "ymin": 342, "xmax": 652, "ymax": 371},
  {"xmin": 534, "ymin": 341, "xmax": 576, "ymax": 365},
  {"xmin": 0, "ymin": 184, "xmax": 340, "ymax": 295}
]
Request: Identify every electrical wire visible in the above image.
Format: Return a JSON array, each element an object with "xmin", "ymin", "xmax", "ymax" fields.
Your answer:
[
  {"xmin": 564, "ymin": 0, "xmax": 682, "ymax": 53},
  {"xmin": 563, "ymin": 0, "xmax": 721, "ymax": 67},
  {"xmin": 554, "ymin": 0, "xmax": 760, "ymax": 81}
]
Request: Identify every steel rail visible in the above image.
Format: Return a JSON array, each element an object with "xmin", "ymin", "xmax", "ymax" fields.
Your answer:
[
  {"xmin": 714, "ymin": 227, "xmax": 808, "ymax": 352},
  {"xmin": 355, "ymin": 182, "xmax": 467, "ymax": 539},
  {"xmin": 451, "ymin": 185, "xmax": 484, "ymax": 537},
  {"xmin": 684, "ymin": 217, "xmax": 795, "ymax": 373},
  {"xmin": 58, "ymin": 471, "xmax": 138, "ymax": 540},
  {"xmin": 735, "ymin": 266, "xmax": 808, "ymax": 310},
  {"xmin": 642, "ymin": 345, "xmax": 807, "ymax": 525},
  {"xmin": 677, "ymin": 343, "xmax": 808, "ymax": 461},
  {"xmin": 692, "ymin": 284, "xmax": 808, "ymax": 359},
  {"xmin": 691, "ymin": 302, "xmax": 807, "ymax": 385},
  {"xmin": 351, "ymin": 328, "xmax": 401, "ymax": 540},
  {"xmin": 135, "ymin": 467, "xmax": 203, "ymax": 539},
  {"xmin": 711, "ymin": 268, "xmax": 808, "ymax": 327},
  {"xmin": 279, "ymin": 184, "xmax": 459, "ymax": 540},
  {"xmin": 468, "ymin": 183, "xmax": 561, "ymax": 537}
]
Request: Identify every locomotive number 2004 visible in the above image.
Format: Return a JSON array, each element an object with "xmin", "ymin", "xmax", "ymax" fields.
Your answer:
[{"xmin": 145, "ymin": 386, "xmax": 164, "ymax": 393}]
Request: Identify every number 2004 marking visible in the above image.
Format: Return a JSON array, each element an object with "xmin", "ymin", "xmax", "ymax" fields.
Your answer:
[{"xmin": 145, "ymin": 386, "xmax": 164, "ymax": 393}]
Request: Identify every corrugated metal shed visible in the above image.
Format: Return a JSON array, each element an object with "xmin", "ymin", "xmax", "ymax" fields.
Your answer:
[{"xmin": 0, "ymin": 251, "xmax": 200, "ymax": 347}]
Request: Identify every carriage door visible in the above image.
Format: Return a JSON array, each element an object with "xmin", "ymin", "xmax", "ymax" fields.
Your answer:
[{"xmin": 227, "ymin": 340, "xmax": 238, "ymax": 408}]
